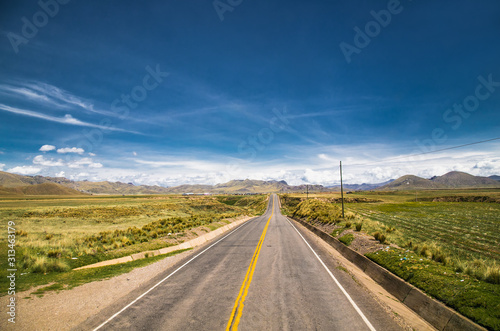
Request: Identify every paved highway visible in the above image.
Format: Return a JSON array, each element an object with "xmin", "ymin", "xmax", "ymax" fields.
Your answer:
[{"xmin": 77, "ymin": 194, "xmax": 402, "ymax": 331}]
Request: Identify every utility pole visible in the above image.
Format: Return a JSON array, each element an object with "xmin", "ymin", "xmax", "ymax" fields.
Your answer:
[
  {"xmin": 306, "ymin": 184, "xmax": 309, "ymax": 200},
  {"xmin": 340, "ymin": 161, "xmax": 345, "ymax": 218}
]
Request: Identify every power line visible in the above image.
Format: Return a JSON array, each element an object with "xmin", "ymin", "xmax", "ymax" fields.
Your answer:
[{"xmin": 345, "ymin": 137, "xmax": 500, "ymax": 167}]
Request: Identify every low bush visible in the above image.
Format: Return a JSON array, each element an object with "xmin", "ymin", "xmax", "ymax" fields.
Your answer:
[
  {"xmin": 373, "ymin": 232, "xmax": 386, "ymax": 244},
  {"xmin": 339, "ymin": 233, "xmax": 354, "ymax": 246}
]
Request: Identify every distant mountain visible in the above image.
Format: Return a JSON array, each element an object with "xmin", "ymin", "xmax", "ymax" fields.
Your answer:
[
  {"xmin": 0, "ymin": 171, "xmax": 328, "ymax": 195},
  {"xmin": 432, "ymin": 171, "xmax": 500, "ymax": 188},
  {"xmin": 59, "ymin": 180, "xmax": 172, "ymax": 195},
  {"xmin": 328, "ymin": 179, "xmax": 395, "ymax": 191},
  {"xmin": 0, "ymin": 172, "xmax": 83, "ymax": 195},
  {"xmin": 3, "ymin": 170, "xmax": 498, "ymax": 196},
  {"xmin": 489, "ymin": 175, "xmax": 500, "ymax": 181},
  {"xmin": 378, "ymin": 175, "xmax": 442, "ymax": 190},
  {"xmin": 378, "ymin": 171, "xmax": 500, "ymax": 190}
]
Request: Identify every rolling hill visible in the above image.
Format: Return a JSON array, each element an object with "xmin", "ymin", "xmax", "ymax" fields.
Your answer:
[
  {"xmin": 0, "ymin": 172, "xmax": 83, "ymax": 195},
  {"xmin": 2, "ymin": 170, "xmax": 499, "ymax": 195},
  {"xmin": 379, "ymin": 171, "xmax": 500, "ymax": 190},
  {"xmin": 489, "ymin": 175, "xmax": 500, "ymax": 181}
]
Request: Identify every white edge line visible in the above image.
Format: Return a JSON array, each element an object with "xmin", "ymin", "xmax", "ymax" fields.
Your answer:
[
  {"xmin": 285, "ymin": 217, "xmax": 377, "ymax": 331},
  {"xmin": 92, "ymin": 219, "xmax": 255, "ymax": 331}
]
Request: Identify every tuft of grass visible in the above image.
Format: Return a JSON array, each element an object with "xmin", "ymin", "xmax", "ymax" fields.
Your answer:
[
  {"xmin": 339, "ymin": 233, "xmax": 354, "ymax": 246},
  {"xmin": 355, "ymin": 223, "xmax": 363, "ymax": 231},
  {"xmin": 15, "ymin": 229, "xmax": 28, "ymax": 237},
  {"xmin": 31, "ymin": 256, "xmax": 70, "ymax": 273},
  {"xmin": 331, "ymin": 228, "xmax": 344, "ymax": 237},
  {"xmin": 373, "ymin": 232, "xmax": 386, "ymax": 244},
  {"xmin": 385, "ymin": 226, "xmax": 396, "ymax": 233}
]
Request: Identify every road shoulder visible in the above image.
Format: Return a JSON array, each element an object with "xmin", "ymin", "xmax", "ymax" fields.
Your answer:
[{"xmin": 290, "ymin": 218, "xmax": 436, "ymax": 331}]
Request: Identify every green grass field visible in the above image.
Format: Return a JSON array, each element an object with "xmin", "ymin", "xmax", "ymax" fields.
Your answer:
[
  {"xmin": 280, "ymin": 189, "xmax": 500, "ymax": 330},
  {"xmin": 0, "ymin": 194, "xmax": 267, "ymax": 295}
]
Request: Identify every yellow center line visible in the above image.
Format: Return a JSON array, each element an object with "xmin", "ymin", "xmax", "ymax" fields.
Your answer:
[{"xmin": 226, "ymin": 197, "xmax": 274, "ymax": 331}]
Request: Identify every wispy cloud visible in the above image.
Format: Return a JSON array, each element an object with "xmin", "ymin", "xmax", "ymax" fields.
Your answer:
[
  {"xmin": 0, "ymin": 104, "xmax": 141, "ymax": 134},
  {"xmin": 0, "ymin": 81, "xmax": 122, "ymax": 118}
]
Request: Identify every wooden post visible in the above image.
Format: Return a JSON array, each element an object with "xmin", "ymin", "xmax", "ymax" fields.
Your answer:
[{"xmin": 340, "ymin": 161, "xmax": 345, "ymax": 218}]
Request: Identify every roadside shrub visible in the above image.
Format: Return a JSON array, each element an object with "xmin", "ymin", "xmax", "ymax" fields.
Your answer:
[
  {"xmin": 385, "ymin": 226, "xmax": 396, "ymax": 233},
  {"xmin": 47, "ymin": 250, "xmax": 62, "ymax": 258},
  {"xmin": 484, "ymin": 266, "xmax": 500, "ymax": 284},
  {"xmin": 31, "ymin": 256, "xmax": 70, "ymax": 273},
  {"xmin": 293, "ymin": 199, "xmax": 343, "ymax": 224},
  {"xmin": 339, "ymin": 233, "xmax": 354, "ymax": 246},
  {"xmin": 373, "ymin": 232, "xmax": 386, "ymax": 244},
  {"xmin": 15, "ymin": 230, "xmax": 28, "ymax": 237},
  {"xmin": 331, "ymin": 228, "xmax": 343, "ymax": 237}
]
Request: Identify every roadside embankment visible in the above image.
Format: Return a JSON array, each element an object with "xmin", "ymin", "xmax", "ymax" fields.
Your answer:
[{"xmin": 288, "ymin": 216, "xmax": 486, "ymax": 331}]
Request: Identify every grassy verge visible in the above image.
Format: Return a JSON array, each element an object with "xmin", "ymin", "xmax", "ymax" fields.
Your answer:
[
  {"xmin": 279, "ymin": 192, "xmax": 500, "ymax": 330},
  {"xmin": 367, "ymin": 248, "xmax": 500, "ymax": 331},
  {"xmin": 22, "ymin": 249, "xmax": 191, "ymax": 297},
  {"xmin": 0, "ymin": 194, "xmax": 266, "ymax": 296}
]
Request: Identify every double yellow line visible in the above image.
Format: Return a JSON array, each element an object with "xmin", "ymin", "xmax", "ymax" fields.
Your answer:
[{"xmin": 226, "ymin": 197, "xmax": 274, "ymax": 331}]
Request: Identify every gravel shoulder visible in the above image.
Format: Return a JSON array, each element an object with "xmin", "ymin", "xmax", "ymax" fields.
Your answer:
[{"xmin": 1, "ymin": 248, "xmax": 198, "ymax": 331}]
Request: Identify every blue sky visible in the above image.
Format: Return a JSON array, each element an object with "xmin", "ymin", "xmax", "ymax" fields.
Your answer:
[{"xmin": 1, "ymin": 0, "xmax": 499, "ymax": 186}]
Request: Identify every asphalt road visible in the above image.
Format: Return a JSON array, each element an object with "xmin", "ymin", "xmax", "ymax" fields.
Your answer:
[{"xmin": 78, "ymin": 194, "xmax": 402, "ymax": 331}]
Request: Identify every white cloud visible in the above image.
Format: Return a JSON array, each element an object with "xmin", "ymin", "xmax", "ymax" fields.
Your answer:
[
  {"xmin": 133, "ymin": 151, "xmax": 137, "ymax": 156},
  {"xmin": 0, "ymin": 163, "xmax": 5, "ymax": 171},
  {"xmin": 8, "ymin": 166, "xmax": 41, "ymax": 175},
  {"xmin": 39, "ymin": 144, "xmax": 56, "ymax": 152},
  {"xmin": 57, "ymin": 147, "xmax": 84, "ymax": 154},
  {"xmin": 55, "ymin": 171, "xmax": 65, "ymax": 177},
  {"xmin": 0, "ymin": 104, "xmax": 140, "ymax": 134},
  {"xmin": 33, "ymin": 155, "xmax": 64, "ymax": 167},
  {"xmin": 67, "ymin": 157, "xmax": 102, "ymax": 169},
  {"xmin": 89, "ymin": 152, "xmax": 96, "ymax": 156}
]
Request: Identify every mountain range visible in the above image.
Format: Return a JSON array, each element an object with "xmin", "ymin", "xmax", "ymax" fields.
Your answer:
[
  {"xmin": 0, "ymin": 171, "xmax": 499, "ymax": 196},
  {"xmin": 377, "ymin": 172, "xmax": 500, "ymax": 190}
]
